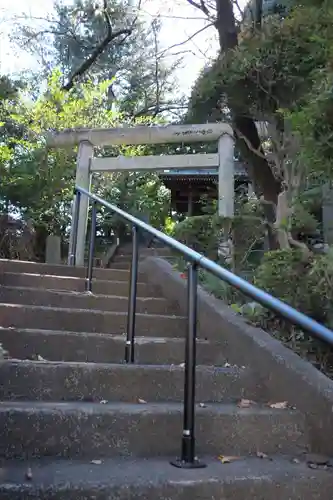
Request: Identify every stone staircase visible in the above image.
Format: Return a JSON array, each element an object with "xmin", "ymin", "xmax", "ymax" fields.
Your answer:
[{"xmin": 0, "ymin": 249, "xmax": 332, "ymax": 498}]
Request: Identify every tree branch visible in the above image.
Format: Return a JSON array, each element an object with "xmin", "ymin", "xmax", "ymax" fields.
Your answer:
[
  {"xmin": 133, "ymin": 103, "xmax": 188, "ymax": 118},
  {"xmin": 234, "ymin": 126, "xmax": 267, "ymax": 159},
  {"xmin": 62, "ymin": 2, "xmax": 132, "ymax": 91},
  {"xmin": 187, "ymin": 0, "xmax": 211, "ymax": 17},
  {"xmin": 157, "ymin": 22, "xmax": 214, "ymax": 58}
]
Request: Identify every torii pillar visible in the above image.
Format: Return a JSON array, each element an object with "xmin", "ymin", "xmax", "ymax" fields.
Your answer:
[
  {"xmin": 46, "ymin": 123, "xmax": 235, "ymax": 267},
  {"xmin": 68, "ymin": 141, "xmax": 93, "ymax": 266}
]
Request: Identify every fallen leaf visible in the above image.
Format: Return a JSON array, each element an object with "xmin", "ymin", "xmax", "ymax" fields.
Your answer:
[
  {"xmin": 269, "ymin": 401, "xmax": 288, "ymax": 409},
  {"xmin": 218, "ymin": 455, "xmax": 241, "ymax": 464},
  {"xmin": 138, "ymin": 398, "xmax": 147, "ymax": 404},
  {"xmin": 256, "ymin": 451, "xmax": 271, "ymax": 460},
  {"xmin": 25, "ymin": 468, "xmax": 33, "ymax": 480},
  {"xmin": 238, "ymin": 399, "xmax": 255, "ymax": 408},
  {"xmin": 100, "ymin": 400, "xmax": 108, "ymax": 404},
  {"xmin": 91, "ymin": 459, "xmax": 102, "ymax": 465}
]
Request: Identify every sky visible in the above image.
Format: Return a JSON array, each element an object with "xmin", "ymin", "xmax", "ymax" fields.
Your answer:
[{"xmin": 0, "ymin": 0, "xmax": 223, "ymax": 94}]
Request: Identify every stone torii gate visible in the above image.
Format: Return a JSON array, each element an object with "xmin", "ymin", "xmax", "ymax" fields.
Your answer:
[{"xmin": 47, "ymin": 123, "xmax": 235, "ymax": 266}]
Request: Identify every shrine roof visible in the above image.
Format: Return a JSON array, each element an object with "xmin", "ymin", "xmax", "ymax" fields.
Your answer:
[{"xmin": 159, "ymin": 161, "xmax": 247, "ymax": 180}]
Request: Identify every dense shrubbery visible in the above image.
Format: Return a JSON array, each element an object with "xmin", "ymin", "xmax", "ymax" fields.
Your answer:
[
  {"xmin": 173, "ymin": 214, "xmax": 222, "ymax": 259},
  {"xmin": 173, "ymin": 212, "xmax": 333, "ymax": 375},
  {"xmin": 249, "ymin": 248, "xmax": 333, "ymax": 374},
  {"xmin": 252, "ymin": 248, "xmax": 333, "ymax": 327}
]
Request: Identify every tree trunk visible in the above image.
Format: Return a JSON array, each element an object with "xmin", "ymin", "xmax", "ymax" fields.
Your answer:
[
  {"xmin": 233, "ymin": 116, "xmax": 280, "ymax": 205},
  {"xmin": 215, "ymin": 0, "xmax": 281, "ymax": 246}
]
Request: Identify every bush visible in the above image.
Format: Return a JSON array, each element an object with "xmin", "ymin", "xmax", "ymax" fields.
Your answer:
[
  {"xmin": 251, "ymin": 248, "xmax": 333, "ymax": 375},
  {"xmin": 172, "ymin": 214, "xmax": 222, "ymax": 259},
  {"xmin": 171, "ymin": 204, "xmax": 265, "ymax": 305},
  {"xmin": 254, "ymin": 248, "xmax": 333, "ymax": 326},
  {"xmin": 254, "ymin": 249, "xmax": 307, "ymax": 308},
  {"xmin": 172, "ymin": 200, "xmax": 265, "ymax": 274}
]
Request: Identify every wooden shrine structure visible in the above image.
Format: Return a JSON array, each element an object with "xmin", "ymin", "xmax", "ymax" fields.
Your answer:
[{"xmin": 159, "ymin": 161, "xmax": 249, "ymax": 216}]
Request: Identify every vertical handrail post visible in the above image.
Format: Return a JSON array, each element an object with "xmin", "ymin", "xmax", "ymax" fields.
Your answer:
[
  {"xmin": 125, "ymin": 225, "xmax": 139, "ymax": 363},
  {"xmin": 171, "ymin": 262, "xmax": 206, "ymax": 469},
  {"xmin": 86, "ymin": 200, "xmax": 97, "ymax": 292},
  {"xmin": 69, "ymin": 190, "xmax": 81, "ymax": 266}
]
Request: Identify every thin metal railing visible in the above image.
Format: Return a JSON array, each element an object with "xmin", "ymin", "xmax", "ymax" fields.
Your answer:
[{"xmin": 71, "ymin": 185, "xmax": 333, "ymax": 470}]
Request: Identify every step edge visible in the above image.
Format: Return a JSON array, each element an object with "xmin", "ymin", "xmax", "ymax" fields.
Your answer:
[
  {"xmin": 0, "ymin": 400, "xmax": 302, "ymax": 417},
  {"xmin": 0, "ymin": 303, "xmax": 186, "ymax": 320},
  {"xmin": 1, "ymin": 272, "xmax": 145, "ymax": 285},
  {"xmin": 0, "ymin": 326, "xmax": 212, "ymax": 343},
  {"xmin": 0, "ymin": 286, "xmax": 168, "ymax": 302},
  {"xmin": 0, "ymin": 359, "xmax": 245, "ymax": 374},
  {"xmin": 1, "ymin": 454, "xmax": 328, "ymax": 489}
]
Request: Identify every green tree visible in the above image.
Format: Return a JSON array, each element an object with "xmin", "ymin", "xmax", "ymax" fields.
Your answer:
[
  {"xmin": 0, "ymin": 75, "xmax": 25, "ymax": 210},
  {"xmin": 1, "ymin": 69, "xmax": 172, "ymax": 259},
  {"xmin": 11, "ymin": 0, "xmax": 185, "ymax": 119},
  {"xmin": 0, "ymin": 70, "xmax": 115, "ymax": 258},
  {"xmin": 185, "ymin": 0, "xmax": 333, "ymax": 250},
  {"xmin": 184, "ymin": 0, "xmax": 281, "ymax": 233}
]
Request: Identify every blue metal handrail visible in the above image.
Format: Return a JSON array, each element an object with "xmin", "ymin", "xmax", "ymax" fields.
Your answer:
[{"xmin": 71, "ymin": 185, "xmax": 333, "ymax": 469}]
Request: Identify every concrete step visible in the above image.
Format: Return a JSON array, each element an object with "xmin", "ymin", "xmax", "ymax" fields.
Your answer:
[
  {"xmin": 0, "ymin": 304, "xmax": 186, "ymax": 337},
  {"xmin": 0, "ymin": 259, "xmax": 131, "ymax": 281},
  {"xmin": 109, "ymin": 250, "xmax": 169, "ymax": 265},
  {"xmin": 1, "ymin": 272, "xmax": 153, "ymax": 296},
  {"xmin": 0, "ymin": 401, "xmax": 307, "ymax": 459},
  {"xmin": 0, "ymin": 286, "xmax": 176, "ymax": 315},
  {"xmin": 0, "ymin": 456, "xmax": 331, "ymax": 500},
  {"xmin": 0, "ymin": 328, "xmax": 226, "ymax": 365},
  {"xmin": 109, "ymin": 260, "xmax": 131, "ymax": 269},
  {"xmin": 0, "ymin": 361, "xmax": 265, "ymax": 403}
]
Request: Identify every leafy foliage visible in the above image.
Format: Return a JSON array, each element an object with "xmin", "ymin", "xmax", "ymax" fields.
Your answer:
[
  {"xmin": 53, "ymin": 0, "xmax": 135, "ymax": 82},
  {"xmin": 254, "ymin": 249, "xmax": 308, "ymax": 307},
  {"xmin": 188, "ymin": 6, "xmax": 333, "ymax": 123},
  {"xmin": 173, "ymin": 214, "xmax": 222, "ymax": 259},
  {"xmin": 251, "ymin": 248, "xmax": 333, "ymax": 373},
  {"xmin": 0, "ymin": 76, "xmax": 24, "ymax": 172},
  {"xmin": 289, "ymin": 70, "xmax": 333, "ymax": 179},
  {"xmin": 1, "ymin": 71, "xmax": 115, "ymax": 234},
  {"xmin": 0, "ymin": 67, "xmax": 176, "ymax": 260},
  {"xmin": 93, "ymin": 170, "xmax": 170, "ymax": 241},
  {"xmin": 172, "ymin": 195, "xmax": 265, "ymax": 273},
  {"xmin": 12, "ymin": 0, "xmax": 184, "ymax": 119}
]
